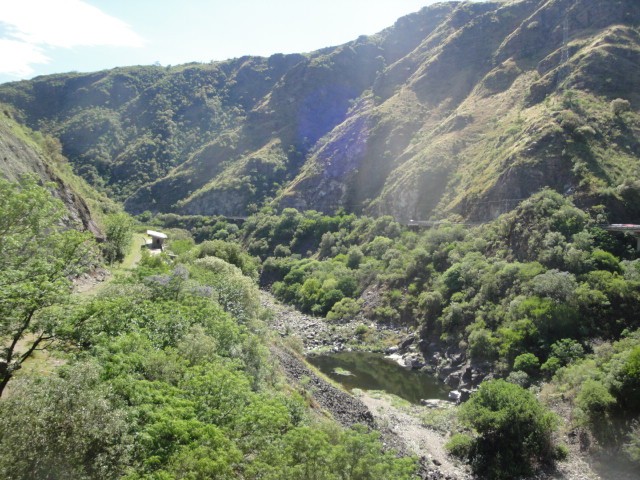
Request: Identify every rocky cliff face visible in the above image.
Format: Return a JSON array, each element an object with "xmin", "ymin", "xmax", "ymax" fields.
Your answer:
[
  {"xmin": 1, "ymin": 0, "xmax": 639, "ymax": 221},
  {"xmin": 0, "ymin": 109, "xmax": 103, "ymax": 238}
]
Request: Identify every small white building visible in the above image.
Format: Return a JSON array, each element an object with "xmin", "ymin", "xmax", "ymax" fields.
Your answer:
[{"xmin": 146, "ymin": 230, "xmax": 168, "ymax": 250}]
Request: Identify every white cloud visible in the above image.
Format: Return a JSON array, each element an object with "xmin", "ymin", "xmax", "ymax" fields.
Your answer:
[
  {"xmin": 0, "ymin": 0, "xmax": 144, "ymax": 78},
  {"xmin": 0, "ymin": 38, "xmax": 48, "ymax": 77}
]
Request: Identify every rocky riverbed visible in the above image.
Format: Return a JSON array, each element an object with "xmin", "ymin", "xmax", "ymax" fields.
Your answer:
[
  {"xmin": 261, "ymin": 291, "xmax": 492, "ymax": 398},
  {"xmin": 271, "ymin": 345, "xmax": 374, "ymax": 428},
  {"xmin": 264, "ymin": 291, "xmax": 467, "ymax": 479},
  {"xmin": 357, "ymin": 391, "xmax": 470, "ymax": 480},
  {"xmin": 261, "ymin": 291, "xmax": 407, "ymax": 353}
]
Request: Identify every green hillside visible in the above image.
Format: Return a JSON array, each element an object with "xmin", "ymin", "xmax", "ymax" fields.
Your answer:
[
  {"xmin": 1, "ymin": 0, "xmax": 637, "ymax": 222},
  {"xmin": 0, "ymin": 104, "xmax": 117, "ymax": 235}
]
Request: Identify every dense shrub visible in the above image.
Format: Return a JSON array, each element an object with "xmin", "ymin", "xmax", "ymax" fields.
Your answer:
[
  {"xmin": 513, "ymin": 352, "xmax": 540, "ymax": 375},
  {"xmin": 457, "ymin": 380, "xmax": 558, "ymax": 478},
  {"xmin": 198, "ymin": 239, "xmax": 259, "ymax": 278},
  {"xmin": 1, "ymin": 243, "xmax": 413, "ymax": 479}
]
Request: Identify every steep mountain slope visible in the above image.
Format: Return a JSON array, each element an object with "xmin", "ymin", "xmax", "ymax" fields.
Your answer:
[
  {"xmin": 280, "ymin": 0, "xmax": 640, "ymax": 221},
  {"xmin": 0, "ymin": 0, "xmax": 638, "ymax": 221},
  {"xmin": 0, "ymin": 106, "xmax": 109, "ymax": 237}
]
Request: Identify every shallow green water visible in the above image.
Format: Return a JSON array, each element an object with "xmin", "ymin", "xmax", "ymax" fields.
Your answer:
[{"xmin": 307, "ymin": 351, "xmax": 451, "ymax": 404}]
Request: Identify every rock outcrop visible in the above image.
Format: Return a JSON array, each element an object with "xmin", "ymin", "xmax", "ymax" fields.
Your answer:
[{"xmin": 0, "ymin": 111, "xmax": 103, "ymax": 238}]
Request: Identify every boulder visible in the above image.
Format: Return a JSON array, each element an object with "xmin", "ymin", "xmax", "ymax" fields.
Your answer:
[
  {"xmin": 400, "ymin": 334, "xmax": 416, "ymax": 351},
  {"xmin": 420, "ymin": 399, "xmax": 449, "ymax": 409},
  {"xmin": 459, "ymin": 388, "xmax": 472, "ymax": 402},
  {"xmin": 445, "ymin": 371, "xmax": 462, "ymax": 388},
  {"xmin": 402, "ymin": 352, "xmax": 425, "ymax": 369}
]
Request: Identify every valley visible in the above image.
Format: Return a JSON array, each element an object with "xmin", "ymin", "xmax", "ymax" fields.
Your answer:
[
  {"xmin": 1, "ymin": 0, "xmax": 639, "ymax": 222},
  {"xmin": 1, "ymin": 0, "xmax": 640, "ymax": 479}
]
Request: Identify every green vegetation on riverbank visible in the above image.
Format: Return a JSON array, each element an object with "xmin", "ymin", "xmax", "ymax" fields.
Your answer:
[
  {"xmin": 152, "ymin": 189, "xmax": 640, "ymax": 472},
  {"xmin": 0, "ymin": 179, "xmax": 415, "ymax": 479}
]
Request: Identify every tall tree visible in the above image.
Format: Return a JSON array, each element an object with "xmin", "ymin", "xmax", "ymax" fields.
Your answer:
[
  {"xmin": 0, "ymin": 175, "xmax": 95, "ymax": 397},
  {"xmin": 102, "ymin": 212, "xmax": 134, "ymax": 264}
]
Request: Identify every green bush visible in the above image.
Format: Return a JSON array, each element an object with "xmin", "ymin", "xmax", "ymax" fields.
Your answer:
[
  {"xmin": 346, "ymin": 246, "xmax": 364, "ymax": 269},
  {"xmin": 611, "ymin": 98, "xmax": 631, "ymax": 115},
  {"xmin": 575, "ymin": 379, "xmax": 615, "ymax": 423},
  {"xmin": 625, "ymin": 421, "xmax": 640, "ymax": 463},
  {"xmin": 467, "ymin": 327, "xmax": 498, "ymax": 361},
  {"xmin": 327, "ymin": 297, "xmax": 361, "ymax": 322},
  {"xmin": 168, "ymin": 237, "xmax": 196, "ymax": 255},
  {"xmin": 506, "ymin": 370, "xmax": 531, "ymax": 387},
  {"xmin": 513, "ymin": 353, "xmax": 540, "ymax": 375},
  {"xmin": 355, "ymin": 324, "xmax": 369, "ymax": 336},
  {"xmin": 550, "ymin": 339, "xmax": 585, "ymax": 367},
  {"xmin": 103, "ymin": 212, "xmax": 134, "ymax": 264},
  {"xmin": 198, "ymin": 239, "xmax": 259, "ymax": 278},
  {"xmin": 609, "ymin": 345, "xmax": 640, "ymax": 411},
  {"xmin": 458, "ymin": 380, "xmax": 558, "ymax": 478},
  {"xmin": 591, "ymin": 248, "xmax": 622, "ymax": 273},
  {"xmin": 541, "ymin": 356, "xmax": 562, "ymax": 376},
  {"xmin": 555, "ymin": 444, "xmax": 569, "ymax": 461}
]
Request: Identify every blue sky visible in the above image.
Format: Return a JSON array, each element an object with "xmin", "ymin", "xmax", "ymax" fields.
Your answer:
[{"xmin": 0, "ymin": 0, "xmax": 454, "ymax": 84}]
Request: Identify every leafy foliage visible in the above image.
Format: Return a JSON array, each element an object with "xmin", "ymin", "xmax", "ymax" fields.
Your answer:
[
  {"xmin": 0, "ymin": 210, "xmax": 413, "ymax": 478},
  {"xmin": 179, "ymin": 190, "xmax": 640, "ymax": 469},
  {"xmin": 102, "ymin": 212, "xmax": 134, "ymax": 264},
  {"xmin": 0, "ymin": 175, "xmax": 95, "ymax": 396},
  {"xmin": 454, "ymin": 380, "xmax": 558, "ymax": 478}
]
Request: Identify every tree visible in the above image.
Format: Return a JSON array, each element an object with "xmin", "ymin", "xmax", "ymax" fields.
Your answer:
[
  {"xmin": 0, "ymin": 175, "xmax": 95, "ymax": 397},
  {"xmin": 0, "ymin": 362, "xmax": 132, "ymax": 479},
  {"xmin": 102, "ymin": 212, "xmax": 134, "ymax": 264},
  {"xmin": 455, "ymin": 379, "xmax": 559, "ymax": 478},
  {"xmin": 611, "ymin": 98, "xmax": 631, "ymax": 116},
  {"xmin": 513, "ymin": 352, "xmax": 540, "ymax": 375}
]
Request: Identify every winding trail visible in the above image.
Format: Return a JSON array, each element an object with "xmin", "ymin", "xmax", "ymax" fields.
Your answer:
[{"xmin": 74, "ymin": 233, "xmax": 147, "ymax": 295}]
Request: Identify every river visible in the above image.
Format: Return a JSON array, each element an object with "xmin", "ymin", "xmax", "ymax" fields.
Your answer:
[{"xmin": 307, "ymin": 351, "xmax": 451, "ymax": 404}]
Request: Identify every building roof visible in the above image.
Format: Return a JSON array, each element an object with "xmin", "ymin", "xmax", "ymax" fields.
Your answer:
[{"xmin": 146, "ymin": 229, "xmax": 168, "ymax": 239}]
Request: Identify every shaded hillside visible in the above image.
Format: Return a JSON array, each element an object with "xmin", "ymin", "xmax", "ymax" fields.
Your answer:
[
  {"xmin": 0, "ymin": 0, "xmax": 639, "ymax": 221},
  {"xmin": 0, "ymin": 106, "xmax": 112, "ymax": 237}
]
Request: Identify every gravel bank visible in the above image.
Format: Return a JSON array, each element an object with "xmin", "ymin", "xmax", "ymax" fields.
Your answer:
[
  {"xmin": 261, "ymin": 291, "xmax": 405, "ymax": 353},
  {"xmin": 271, "ymin": 344, "xmax": 374, "ymax": 428}
]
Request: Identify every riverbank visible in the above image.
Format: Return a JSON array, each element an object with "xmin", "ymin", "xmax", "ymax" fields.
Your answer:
[
  {"xmin": 261, "ymin": 291, "xmax": 406, "ymax": 353},
  {"xmin": 357, "ymin": 390, "xmax": 470, "ymax": 480},
  {"xmin": 270, "ymin": 342, "xmax": 462, "ymax": 479},
  {"xmin": 264, "ymin": 291, "xmax": 627, "ymax": 480},
  {"xmin": 271, "ymin": 344, "xmax": 374, "ymax": 428},
  {"xmin": 264, "ymin": 291, "xmax": 466, "ymax": 478}
]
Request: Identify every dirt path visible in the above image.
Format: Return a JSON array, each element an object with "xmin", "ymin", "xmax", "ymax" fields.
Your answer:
[
  {"xmin": 5, "ymin": 233, "xmax": 148, "ymax": 397},
  {"xmin": 74, "ymin": 233, "xmax": 147, "ymax": 295},
  {"xmin": 357, "ymin": 392, "xmax": 470, "ymax": 480}
]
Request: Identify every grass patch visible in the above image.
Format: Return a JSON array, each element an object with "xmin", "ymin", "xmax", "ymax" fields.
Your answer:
[
  {"xmin": 420, "ymin": 405, "xmax": 458, "ymax": 434},
  {"xmin": 333, "ymin": 367, "xmax": 353, "ymax": 376}
]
